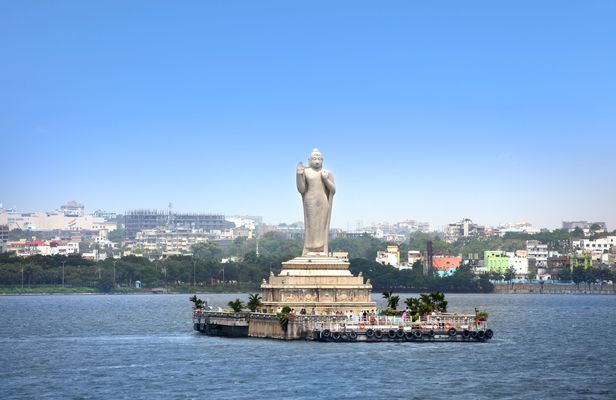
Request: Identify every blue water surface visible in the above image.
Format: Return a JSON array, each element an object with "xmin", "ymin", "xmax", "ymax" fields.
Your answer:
[{"xmin": 1, "ymin": 293, "xmax": 615, "ymax": 399}]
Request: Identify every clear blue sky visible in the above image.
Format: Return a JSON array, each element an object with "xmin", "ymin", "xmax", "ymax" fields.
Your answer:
[{"xmin": 1, "ymin": 1, "xmax": 615, "ymax": 230}]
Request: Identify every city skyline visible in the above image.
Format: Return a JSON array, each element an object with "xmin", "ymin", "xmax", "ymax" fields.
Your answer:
[{"xmin": 2, "ymin": 2, "xmax": 615, "ymax": 230}]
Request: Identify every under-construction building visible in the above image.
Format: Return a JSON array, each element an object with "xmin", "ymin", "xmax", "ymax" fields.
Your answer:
[{"xmin": 124, "ymin": 210, "xmax": 231, "ymax": 240}]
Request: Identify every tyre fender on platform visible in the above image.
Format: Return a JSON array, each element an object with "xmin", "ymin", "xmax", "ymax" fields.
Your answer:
[
  {"xmin": 374, "ymin": 330, "xmax": 383, "ymax": 339},
  {"xmin": 448, "ymin": 327, "xmax": 457, "ymax": 337},
  {"xmin": 366, "ymin": 328, "xmax": 375, "ymax": 338},
  {"xmin": 485, "ymin": 329, "xmax": 494, "ymax": 339},
  {"xmin": 322, "ymin": 329, "xmax": 331, "ymax": 338},
  {"xmin": 413, "ymin": 330, "xmax": 423, "ymax": 339}
]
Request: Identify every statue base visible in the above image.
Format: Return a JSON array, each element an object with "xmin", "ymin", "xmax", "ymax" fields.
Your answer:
[{"xmin": 260, "ymin": 255, "xmax": 376, "ymax": 314}]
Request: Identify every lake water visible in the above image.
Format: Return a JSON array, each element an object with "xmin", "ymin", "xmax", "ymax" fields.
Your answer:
[{"xmin": 1, "ymin": 293, "xmax": 615, "ymax": 399}]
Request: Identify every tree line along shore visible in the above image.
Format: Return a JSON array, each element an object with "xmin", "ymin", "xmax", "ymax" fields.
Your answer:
[{"xmin": 1, "ymin": 230, "xmax": 614, "ymax": 294}]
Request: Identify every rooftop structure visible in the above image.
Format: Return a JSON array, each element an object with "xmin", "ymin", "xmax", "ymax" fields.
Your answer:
[
  {"xmin": 432, "ymin": 255, "xmax": 461, "ymax": 277},
  {"xmin": 60, "ymin": 201, "xmax": 85, "ymax": 217}
]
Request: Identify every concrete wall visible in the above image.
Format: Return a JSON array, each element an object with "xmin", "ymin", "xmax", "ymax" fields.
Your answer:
[{"xmin": 248, "ymin": 315, "xmax": 287, "ymax": 339}]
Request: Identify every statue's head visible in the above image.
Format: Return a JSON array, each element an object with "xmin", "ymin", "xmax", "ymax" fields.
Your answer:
[{"xmin": 308, "ymin": 148, "xmax": 323, "ymax": 169}]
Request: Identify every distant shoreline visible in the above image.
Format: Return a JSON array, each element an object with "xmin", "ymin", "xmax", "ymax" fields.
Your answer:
[
  {"xmin": 0, "ymin": 283, "xmax": 260, "ymax": 296},
  {"xmin": 493, "ymin": 282, "xmax": 616, "ymax": 295},
  {"xmin": 2, "ymin": 284, "xmax": 615, "ymax": 296}
]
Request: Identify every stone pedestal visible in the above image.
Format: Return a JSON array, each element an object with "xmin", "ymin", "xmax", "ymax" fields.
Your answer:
[{"xmin": 260, "ymin": 256, "xmax": 376, "ymax": 314}]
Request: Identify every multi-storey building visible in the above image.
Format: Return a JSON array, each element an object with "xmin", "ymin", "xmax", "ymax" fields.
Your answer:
[
  {"xmin": 497, "ymin": 221, "xmax": 540, "ymax": 236},
  {"xmin": 526, "ymin": 240, "xmax": 548, "ymax": 267},
  {"xmin": 563, "ymin": 221, "xmax": 607, "ymax": 230},
  {"xmin": 546, "ymin": 256, "xmax": 570, "ymax": 280},
  {"xmin": 7, "ymin": 239, "xmax": 79, "ymax": 257},
  {"xmin": 60, "ymin": 201, "xmax": 85, "ymax": 217},
  {"xmin": 376, "ymin": 245, "xmax": 400, "ymax": 268},
  {"xmin": 444, "ymin": 218, "xmax": 485, "ymax": 243},
  {"xmin": 125, "ymin": 228, "xmax": 211, "ymax": 256},
  {"xmin": 124, "ymin": 210, "xmax": 230, "ymax": 239},
  {"xmin": 0, "ymin": 224, "xmax": 8, "ymax": 253},
  {"xmin": 407, "ymin": 250, "xmax": 422, "ymax": 266},
  {"xmin": 432, "ymin": 255, "xmax": 462, "ymax": 277},
  {"xmin": 484, "ymin": 251, "xmax": 509, "ymax": 274},
  {"xmin": 0, "ymin": 207, "xmax": 115, "ymax": 232},
  {"xmin": 394, "ymin": 220, "xmax": 430, "ymax": 233},
  {"xmin": 507, "ymin": 251, "xmax": 529, "ymax": 278},
  {"xmin": 572, "ymin": 237, "xmax": 615, "ymax": 261}
]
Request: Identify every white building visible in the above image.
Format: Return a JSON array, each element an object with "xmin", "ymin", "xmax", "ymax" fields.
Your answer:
[
  {"xmin": 572, "ymin": 236, "xmax": 615, "ymax": 261},
  {"xmin": 60, "ymin": 201, "xmax": 85, "ymax": 217},
  {"xmin": 125, "ymin": 228, "xmax": 210, "ymax": 256},
  {"xmin": 376, "ymin": 245, "xmax": 400, "ymax": 268},
  {"xmin": 498, "ymin": 221, "xmax": 540, "ymax": 236},
  {"xmin": 526, "ymin": 240, "xmax": 548, "ymax": 267},
  {"xmin": 7, "ymin": 239, "xmax": 79, "ymax": 257},
  {"xmin": 408, "ymin": 250, "xmax": 422, "ymax": 266},
  {"xmin": 507, "ymin": 251, "xmax": 529, "ymax": 278},
  {"xmin": 444, "ymin": 218, "xmax": 485, "ymax": 243},
  {"xmin": 225, "ymin": 216, "xmax": 258, "ymax": 232},
  {"xmin": 0, "ymin": 209, "xmax": 116, "ymax": 232},
  {"xmin": 394, "ymin": 220, "xmax": 430, "ymax": 233}
]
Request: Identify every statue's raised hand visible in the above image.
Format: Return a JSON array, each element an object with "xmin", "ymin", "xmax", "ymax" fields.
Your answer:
[
  {"xmin": 321, "ymin": 170, "xmax": 329, "ymax": 179},
  {"xmin": 297, "ymin": 162, "xmax": 305, "ymax": 174}
]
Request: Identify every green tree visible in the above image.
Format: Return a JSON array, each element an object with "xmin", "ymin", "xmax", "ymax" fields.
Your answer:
[
  {"xmin": 277, "ymin": 306, "xmax": 292, "ymax": 331},
  {"xmin": 227, "ymin": 298, "xmax": 244, "ymax": 312},
  {"xmin": 247, "ymin": 293, "xmax": 263, "ymax": 312},
  {"xmin": 504, "ymin": 267, "xmax": 515, "ymax": 282},
  {"xmin": 571, "ymin": 265, "xmax": 585, "ymax": 287},
  {"xmin": 107, "ymin": 229, "xmax": 125, "ymax": 244},
  {"xmin": 190, "ymin": 295, "xmax": 205, "ymax": 309},
  {"xmin": 192, "ymin": 242, "xmax": 223, "ymax": 261},
  {"xmin": 405, "ymin": 291, "xmax": 448, "ymax": 320},
  {"xmin": 388, "ymin": 295, "xmax": 400, "ymax": 310}
]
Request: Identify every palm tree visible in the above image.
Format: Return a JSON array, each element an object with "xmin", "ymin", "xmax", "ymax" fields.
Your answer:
[
  {"xmin": 404, "ymin": 292, "xmax": 448, "ymax": 320},
  {"xmin": 189, "ymin": 295, "xmax": 204, "ymax": 309},
  {"xmin": 429, "ymin": 291, "xmax": 448, "ymax": 312},
  {"xmin": 227, "ymin": 298, "xmax": 244, "ymax": 312},
  {"xmin": 388, "ymin": 295, "xmax": 400, "ymax": 310},
  {"xmin": 247, "ymin": 293, "xmax": 263, "ymax": 312}
]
